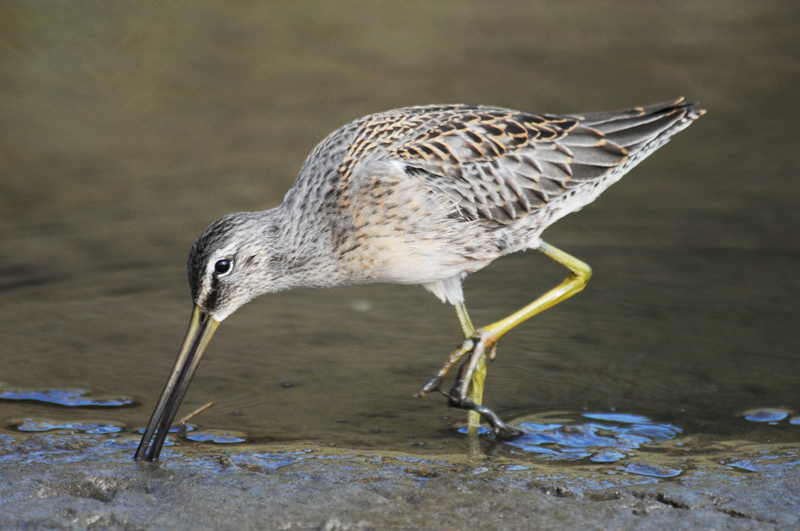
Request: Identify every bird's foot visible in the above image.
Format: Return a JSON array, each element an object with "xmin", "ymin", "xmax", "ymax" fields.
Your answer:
[
  {"xmin": 416, "ymin": 330, "xmax": 523, "ymax": 438},
  {"xmin": 416, "ymin": 332, "xmax": 489, "ymax": 397},
  {"xmin": 440, "ymin": 391, "xmax": 524, "ymax": 438}
]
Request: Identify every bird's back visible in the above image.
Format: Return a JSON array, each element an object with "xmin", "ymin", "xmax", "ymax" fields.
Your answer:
[
  {"xmin": 290, "ymin": 99, "xmax": 702, "ymax": 225},
  {"xmin": 279, "ymin": 100, "xmax": 703, "ymax": 296}
]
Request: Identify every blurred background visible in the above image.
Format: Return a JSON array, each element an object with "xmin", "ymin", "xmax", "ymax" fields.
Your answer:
[{"xmin": 1, "ymin": 1, "xmax": 798, "ymax": 454}]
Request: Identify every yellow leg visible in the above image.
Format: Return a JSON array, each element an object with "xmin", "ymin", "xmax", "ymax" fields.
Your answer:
[
  {"xmin": 454, "ymin": 301, "xmax": 475, "ymax": 338},
  {"xmin": 481, "ymin": 240, "xmax": 592, "ymax": 344},
  {"xmin": 455, "ymin": 302, "xmax": 485, "ymax": 435},
  {"xmin": 419, "ymin": 240, "xmax": 592, "ymax": 437}
]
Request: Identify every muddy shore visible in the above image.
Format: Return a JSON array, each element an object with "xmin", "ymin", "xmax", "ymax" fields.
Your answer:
[{"xmin": 1, "ymin": 434, "xmax": 797, "ymax": 530}]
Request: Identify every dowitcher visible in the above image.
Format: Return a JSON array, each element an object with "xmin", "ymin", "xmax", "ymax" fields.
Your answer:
[{"xmin": 135, "ymin": 98, "xmax": 704, "ymax": 461}]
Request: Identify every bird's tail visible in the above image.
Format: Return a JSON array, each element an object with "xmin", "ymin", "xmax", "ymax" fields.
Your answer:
[{"xmin": 577, "ymin": 97, "xmax": 705, "ymax": 158}]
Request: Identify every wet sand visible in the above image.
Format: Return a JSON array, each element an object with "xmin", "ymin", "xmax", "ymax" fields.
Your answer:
[{"xmin": 2, "ymin": 434, "xmax": 797, "ymax": 530}]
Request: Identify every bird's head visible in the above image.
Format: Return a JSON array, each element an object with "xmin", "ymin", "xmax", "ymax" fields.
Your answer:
[
  {"xmin": 135, "ymin": 210, "xmax": 283, "ymax": 461},
  {"xmin": 186, "ymin": 211, "xmax": 277, "ymax": 322}
]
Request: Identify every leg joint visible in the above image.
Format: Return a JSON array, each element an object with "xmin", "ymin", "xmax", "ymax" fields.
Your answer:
[{"xmin": 538, "ymin": 240, "xmax": 592, "ymax": 281}]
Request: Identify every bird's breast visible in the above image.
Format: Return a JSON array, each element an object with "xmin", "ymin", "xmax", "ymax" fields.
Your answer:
[{"xmin": 328, "ymin": 170, "xmax": 497, "ymax": 286}]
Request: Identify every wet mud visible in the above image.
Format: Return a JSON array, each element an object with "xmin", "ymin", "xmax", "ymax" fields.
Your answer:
[{"xmin": 1, "ymin": 433, "xmax": 798, "ymax": 530}]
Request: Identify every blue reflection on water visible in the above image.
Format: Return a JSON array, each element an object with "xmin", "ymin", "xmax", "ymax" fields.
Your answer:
[
  {"xmin": 185, "ymin": 431, "xmax": 247, "ymax": 444},
  {"xmin": 502, "ymin": 412, "xmax": 682, "ymax": 463},
  {"xmin": 0, "ymin": 383, "xmax": 134, "ymax": 407},
  {"xmin": 743, "ymin": 409, "xmax": 789, "ymax": 422},
  {"xmin": 624, "ymin": 462, "xmax": 681, "ymax": 478},
  {"xmin": 13, "ymin": 418, "xmax": 122, "ymax": 434}
]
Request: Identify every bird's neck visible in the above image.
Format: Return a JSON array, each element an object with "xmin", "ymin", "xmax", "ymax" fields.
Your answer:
[{"xmin": 256, "ymin": 203, "xmax": 346, "ymax": 292}]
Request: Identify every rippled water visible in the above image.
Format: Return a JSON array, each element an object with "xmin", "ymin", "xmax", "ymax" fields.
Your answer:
[{"xmin": 1, "ymin": 1, "xmax": 798, "ymax": 460}]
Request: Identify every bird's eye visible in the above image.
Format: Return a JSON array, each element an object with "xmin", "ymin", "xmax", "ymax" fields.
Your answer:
[{"xmin": 214, "ymin": 259, "xmax": 232, "ymax": 275}]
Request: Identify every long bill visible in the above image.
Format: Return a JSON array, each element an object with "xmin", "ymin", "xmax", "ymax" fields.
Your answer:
[{"xmin": 134, "ymin": 305, "xmax": 220, "ymax": 461}]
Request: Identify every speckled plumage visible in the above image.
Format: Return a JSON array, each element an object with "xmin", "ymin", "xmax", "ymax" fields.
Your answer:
[
  {"xmin": 136, "ymin": 98, "xmax": 704, "ymax": 460},
  {"xmin": 190, "ymin": 99, "xmax": 703, "ymax": 319}
]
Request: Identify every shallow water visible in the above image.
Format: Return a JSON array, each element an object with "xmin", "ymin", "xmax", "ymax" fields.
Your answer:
[{"xmin": 1, "ymin": 1, "xmax": 799, "ymax": 462}]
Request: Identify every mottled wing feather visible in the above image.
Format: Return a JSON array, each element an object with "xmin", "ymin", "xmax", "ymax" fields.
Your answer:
[
  {"xmin": 291, "ymin": 100, "xmax": 701, "ymax": 228},
  {"xmin": 386, "ymin": 107, "xmax": 622, "ymax": 224},
  {"xmin": 382, "ymin": 99, "xmax": 700, "ymax": 225}
]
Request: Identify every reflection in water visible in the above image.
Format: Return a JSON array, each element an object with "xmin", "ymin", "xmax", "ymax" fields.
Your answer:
[
  {"xmin": 742, "ymin": 408, "xmax": 791, "ymax": 423},
  {"xmin": 11, "ymin": 418, "xmax": 123, "ymax": 434},
  {"xmin": 134, "ymin": 422, "xmax": 247, "ymax": 446},
  {"xmin": 500, "ymin": 412, "xmax": 681, "ymax": 463},
  {"xmin": 0, "ymin": 1, "xmax": 798, "ymax": 456},
  {"xmin": 723, "ymin": 456, "xmax": 800, "ymax": 475},
  {"xmin": 134, "ymin": 423, "xmax": 194, "ymax": 448},
  {"xmin": 0, "ymin": 384, "xmax": 135, "ymax": 408},
  {"xmin": 623, "ymin": 463, "xmax": 681, "ymax": 478},
  {"xmin": 184, "ymin": 429, "xmax": 247, "ymax": 444}
]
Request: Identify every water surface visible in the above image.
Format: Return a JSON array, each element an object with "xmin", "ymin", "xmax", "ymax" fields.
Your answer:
[{"xmin": 1, "ymin": 1, "xmax": 798, "ymax": 459}]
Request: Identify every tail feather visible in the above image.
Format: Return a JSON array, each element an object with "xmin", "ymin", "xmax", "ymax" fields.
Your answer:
[{"xmin": 580, "ymin": 98, "xmax": 704, "ymax": 157}]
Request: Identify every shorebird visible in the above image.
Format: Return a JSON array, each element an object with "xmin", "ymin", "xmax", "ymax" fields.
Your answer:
[{"xmin": 135, "ymin": 98, "xmax": 703, "ymax": 461}]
